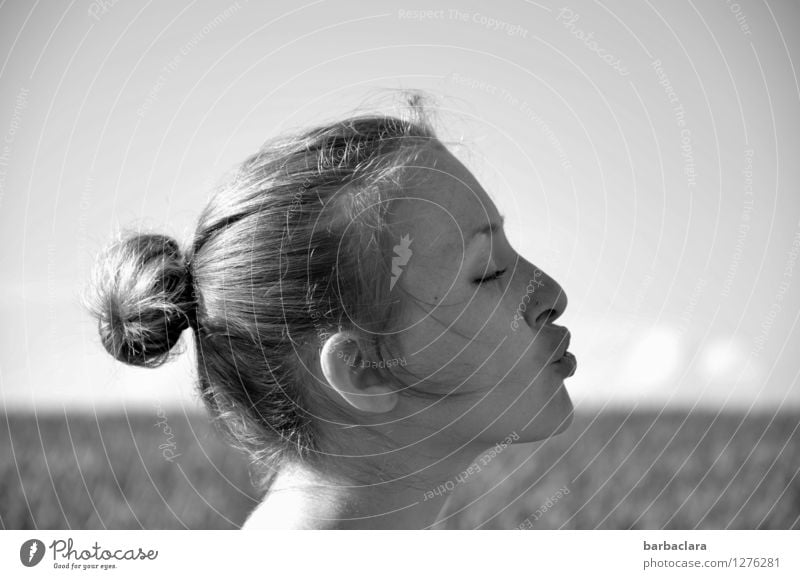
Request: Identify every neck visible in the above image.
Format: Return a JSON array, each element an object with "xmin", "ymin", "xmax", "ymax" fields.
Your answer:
[
  {"xmin": 268, "ymin": 437, "xmax": 489, "ymax": 529},
  {"xmin": 339, "ymin": 443, "xmax": 487, "ymax": 529}
]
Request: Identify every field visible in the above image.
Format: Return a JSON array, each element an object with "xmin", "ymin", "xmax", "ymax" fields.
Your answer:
[{"xmin": 1, "ymin": 410, "xmax": 798, "ymax": 529}]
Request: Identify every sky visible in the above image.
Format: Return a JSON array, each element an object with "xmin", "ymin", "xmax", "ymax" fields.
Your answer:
[{"xmin": 0, "ymin": 0, "xmax": 798, "ymax": 413}]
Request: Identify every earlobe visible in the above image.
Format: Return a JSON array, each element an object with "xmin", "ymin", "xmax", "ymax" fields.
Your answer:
[{"xmin": 320, "ymin": 331, "xmax": 399, "ymax": 413}]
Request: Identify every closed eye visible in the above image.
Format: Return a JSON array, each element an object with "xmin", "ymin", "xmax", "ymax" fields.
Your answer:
[{"xmin": 475, "ymin": 268, "xmax": 507, "ymax": 284}]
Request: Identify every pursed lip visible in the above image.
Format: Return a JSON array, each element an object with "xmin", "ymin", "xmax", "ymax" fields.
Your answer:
[{"xmin": 549, "ymin": 329, "xmax": 571, "ymax": 363}]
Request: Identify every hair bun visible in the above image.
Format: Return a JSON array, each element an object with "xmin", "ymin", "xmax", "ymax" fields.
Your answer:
[{"xmin": 84, "ymin": 232, "xmax": 196, "ymax": 368}]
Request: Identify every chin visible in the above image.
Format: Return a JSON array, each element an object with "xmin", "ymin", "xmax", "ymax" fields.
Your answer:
[
  {"xmin": 518, "ymin": 389, "xmax": 574, "ymax": 442},
  {"xmin": 552, "ymin": 386, "xmax": 575, "ymax": 434},
  {"xmin": 552, "ymin": 406, "xmax": 574, "ymax": 435}
]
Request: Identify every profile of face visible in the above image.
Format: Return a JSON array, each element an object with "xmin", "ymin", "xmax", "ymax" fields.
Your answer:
[
  {"xmin": 383, "ymin": 143, "xmax": 575, "ymax": 446},
  {"xmin": 320, "ymin": 142, "xmax": 575, "ymax": 455}
]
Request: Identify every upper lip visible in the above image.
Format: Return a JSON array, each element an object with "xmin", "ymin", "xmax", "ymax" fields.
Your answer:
[{"xmin": 552, "ymin": 329, "xmax": 571, "ymax": 362}]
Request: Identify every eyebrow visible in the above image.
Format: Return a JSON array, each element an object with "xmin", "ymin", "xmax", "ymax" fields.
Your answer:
[{"xmin": 469, "ymin": 213, "xmax": 506, "ymax": 240}]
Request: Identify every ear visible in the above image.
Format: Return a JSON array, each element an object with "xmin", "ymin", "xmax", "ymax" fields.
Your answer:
[{"xmin": 320, "ymin": 331, "xmax": 399, "ymax": 414}]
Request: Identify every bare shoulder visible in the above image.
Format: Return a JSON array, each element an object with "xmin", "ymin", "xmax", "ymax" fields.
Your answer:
[
  {"xmin": 241, "ymin": 485, "xmax": 347, "ymax": 530},
  {"xmin": 241, "ymin": 462, "xmax": 355, "ymax": 530}
]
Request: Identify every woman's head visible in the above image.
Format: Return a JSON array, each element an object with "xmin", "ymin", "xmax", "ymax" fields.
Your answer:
[
  {"xmin": 379, "ymin": 143, "xmax": 575, "ymax": 447},
  {"xmin": 85, "ymin": 98, "xmax": 574, "ymax": 489}
]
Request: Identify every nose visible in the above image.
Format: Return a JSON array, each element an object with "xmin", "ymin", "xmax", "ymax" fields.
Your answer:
[{"xmin": 519, "ymin": 265, "xmax": 568, "ymax": 328}]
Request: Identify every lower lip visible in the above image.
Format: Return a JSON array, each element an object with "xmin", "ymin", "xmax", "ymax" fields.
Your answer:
[{"xmin": 551, "ymin": 351, "xmax": 577, "ymax": 377}]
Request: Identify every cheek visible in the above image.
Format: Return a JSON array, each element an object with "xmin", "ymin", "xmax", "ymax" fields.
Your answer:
[
  {"xmin": 392, "ymin": 279, "xmax": 552, "ymax": 386},
  {"xmin": 397, "ymin": 313, "xmax": 552, "ymax": 394},
  {"xmin": 394, "ymin": 316, "xmax": 475, "ymax": 386}
]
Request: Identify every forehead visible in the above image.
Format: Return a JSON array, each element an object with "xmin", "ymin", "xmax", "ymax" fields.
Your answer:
[
  {"xmin": 385, "ymin": 145, "xmax": 502, "ymax": 299},
  {"xmin": 390, "ymin": 145, "xmax": 499, "ymax": 254}
]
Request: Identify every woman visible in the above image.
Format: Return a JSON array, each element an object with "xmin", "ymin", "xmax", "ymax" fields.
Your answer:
[{"xmin": 85, "ymin": 96, "xmax": 576, "ymax": 529}]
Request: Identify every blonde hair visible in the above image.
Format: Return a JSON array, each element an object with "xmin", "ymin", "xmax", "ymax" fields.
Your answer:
[{"xmin": 84, "ymin": 96, "xmax": 441, "ymax": 490}]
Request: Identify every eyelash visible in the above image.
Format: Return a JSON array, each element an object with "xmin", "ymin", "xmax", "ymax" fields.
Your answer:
[{"xmin": 475, "ymin": 268, "xmax": 507, "ymax": 284}]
